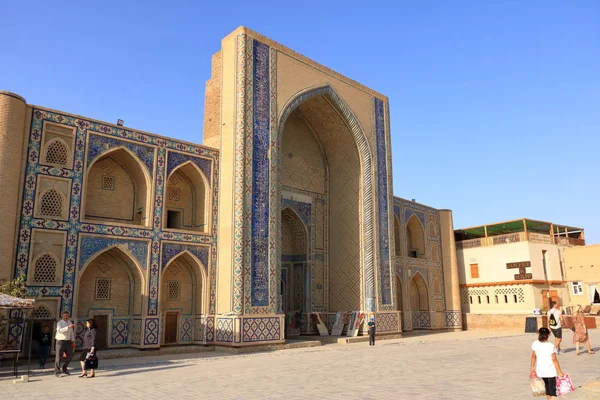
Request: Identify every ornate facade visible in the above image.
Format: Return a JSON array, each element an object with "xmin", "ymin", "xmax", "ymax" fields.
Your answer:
[{"xmin": 0, "ymin": 27, "xmax": 462, "ymax": 350}]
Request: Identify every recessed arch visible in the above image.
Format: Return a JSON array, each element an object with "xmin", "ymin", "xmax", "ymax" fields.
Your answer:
[
  {"xmin": 276, "ymin": 84, "xmax": 375, "ymax": 311},
  {"xmin": 409, "ymin": 272, "xmax": 429, "ymax": 311},
  {"xmin": 74, "ymin": 245, "xmax": 146, "ymax": 320},
  {"xmin": 394, "ymin": 215, "xmax": 401, "ymax": 256},
  {"xmin": 38, "ymin": 188, "xmax": 67, "ymax": 219},
  {"xmin": 406, "ymin": 215, "xmax": 426, "ymax": 258},
  {"xmin": 164, "ymin": 161, "xmax": 210, "ymax": 233},
  {"xmin": 281, "ymin": 207, "xmax": 308, "ymax": 255},
  {"xmin": 83, "ymin": 146, "xmax": 151, "ymax": 226}
]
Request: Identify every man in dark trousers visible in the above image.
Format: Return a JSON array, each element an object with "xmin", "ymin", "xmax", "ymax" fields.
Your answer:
[
  {"xmin": 54, "ymin": 311, "xmax": 75, "ymax": 377},
  {"xmin": 38, "ymin": 325, "xmax": 52, "ymax": 369},
  {"xmin": 368, "ymin": 317, "xmax": 376, "ymax": 346}
]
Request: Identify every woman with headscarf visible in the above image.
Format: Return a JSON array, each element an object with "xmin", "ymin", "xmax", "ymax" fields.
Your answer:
[
  {"xmin": 572, "ymin": 305, "xmax": 595, "ymax": 355},
  {"xmin": 531, "ymin": 327, "xmax": 565, "ymax": 399}
]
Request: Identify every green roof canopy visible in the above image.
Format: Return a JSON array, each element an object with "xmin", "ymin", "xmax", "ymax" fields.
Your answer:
[{"xmin": 455, "ymin": 218, "xmax": 583, "ymax": 241}]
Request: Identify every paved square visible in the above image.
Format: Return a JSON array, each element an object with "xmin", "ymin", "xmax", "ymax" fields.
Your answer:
[{"xmin": 1, "ymin": 330, "xmax": 599, "ymax": 399}]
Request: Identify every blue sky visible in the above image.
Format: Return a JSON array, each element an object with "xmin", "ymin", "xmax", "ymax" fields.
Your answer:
[{"xmin": 2, "ymin": 1, "xmax": 599, "ymax": 242}]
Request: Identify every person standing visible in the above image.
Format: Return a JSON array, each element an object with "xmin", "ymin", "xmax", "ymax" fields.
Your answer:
[
  {"xmin": 79, "ymin": 319, "xmax": 98, "ymax": 378},
  {"xmin": 530, "ymin": 327, "xmax": 565, "ymax": 399},
  {"xmin": 547, "ymin": 302, "xmax": 564, "ymax": 354},
  {"xmin": 367, "ymin": 317, "xmax": 376, "ymax": 346},
  {"xmin": 572, "ymin": 305, "xmax": 595, "ymax": 355},
  {"xmin": 55, "ymin": 311, "xmax": 75, "ymax": 377},
  {"xmin": 38, "ymin": 325, "xmax": 52, "ymax": 369}
]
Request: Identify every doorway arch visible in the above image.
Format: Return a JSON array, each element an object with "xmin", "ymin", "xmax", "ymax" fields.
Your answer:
[
  {"xmin": 276, "ymin": 85, "xmax": 376, "ymax": 311},
  {"xmin": 409, "ymin": 272, "xmax": 429, "ymax": 312}
]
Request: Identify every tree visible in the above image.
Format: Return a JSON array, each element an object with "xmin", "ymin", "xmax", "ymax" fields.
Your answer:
[{"xmin": 0, "ymin": 275, "xmax": 28, "ymax": 350}]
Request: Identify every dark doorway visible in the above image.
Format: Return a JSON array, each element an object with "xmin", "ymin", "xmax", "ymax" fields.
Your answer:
[
  {"xmin": 167, "ymin": 210, "xmax": 182, "ymax": 229},
  {"xmin": 94, "ymin": 315, "xmax": 109, "ymax": 350},
  {"xmin": 165, "ymin": 312, "xmax": 178, "ymax": 344}
]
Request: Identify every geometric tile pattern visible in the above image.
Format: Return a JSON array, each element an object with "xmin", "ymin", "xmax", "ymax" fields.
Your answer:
[
  {"xmin": 241, "ymin": 317, "xmax": 281, "ymax": 342},
  {"xmin": 375, "ymin": 312, "xmax": 400, "ymax": 333},
  {"xmin": 194, "ymin": 317, "xmax": 204, "ymax": 342},
  {"xmin": 144, "ymin": 318, "xmax": 159, "ymax": 345},
  {"xmin": 215, "ymin": 318, "xmax": 233, "ymax": 342},
  {"xmin": 180, "ymin": 316, "xmax": 193, "ymax": 342},
  {"xmin": 205, "ymin": 316, "xmax": 214, "ymax": 342},
  {"xmin": 412, "ymin": 311, "xmax": 431, "ymax": 329},
  {"xmin": 111, "ymin": 318, "xmax": 129, "ymax": 345},
  {"xmin": 131, "ymin": 318, "xmax": 142, "ymax": 345},
  {"xmin": 444, "ymin": 311, "xmax": 462, "ymax": 327}
]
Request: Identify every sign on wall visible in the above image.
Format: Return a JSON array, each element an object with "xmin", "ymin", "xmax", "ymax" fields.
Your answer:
[{"xmin": 506, "ymin": 261, "xmax": 532, "ymax": 280}]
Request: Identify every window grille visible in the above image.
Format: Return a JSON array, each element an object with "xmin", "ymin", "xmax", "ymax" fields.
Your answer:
[
  {"xmin": 32, "ymin": 254, "xmax": 58, "ymax": 284},
  {"xmin": 40, "ymin": 189, "xmax": 63, "ymax": 218},
  {"xmin": 95, "ymin": 277, "xmax": 111, "ymax": 300},
  {"xmin": 101, "ymin": 176, "xmax": 115, "ymax": 190},
  {"xmin": 45, "ymin": 140, "xmax": 68, "ymax": 166},
  {"xmin": 169, "ymin": 187, "xmax": 181, "ymax": 201},
  {"xmin": 167, "ymin": 281, "xmax": 181, "ymax": 301}
]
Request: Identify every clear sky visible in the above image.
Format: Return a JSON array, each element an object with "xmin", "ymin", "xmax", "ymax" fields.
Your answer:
[{"xmin": 2, "ymin": 1, "xmax": 599, "ymax": 242}]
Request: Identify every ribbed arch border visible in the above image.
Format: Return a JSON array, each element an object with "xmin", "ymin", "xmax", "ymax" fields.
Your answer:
[{"xmin": 276, "ymin": 85, "xmax": 376, "ymax": 311}]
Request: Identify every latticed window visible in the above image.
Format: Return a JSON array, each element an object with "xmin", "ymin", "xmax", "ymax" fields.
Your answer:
[
  {"xmin": 169, "ymin": 187, "xmax": 181, "ymax": 201},
  {"xmin": 101, "ymin": 176, "xmax": 115, "ymax": 190},
  {"xmin": 32, "ymin": 254, "xmax": 57, "ymax": 284},
  {"xmin": 167, "ymin": 281, "xmax": 181, "ymax": 301},
  {"xmin": 40, "ymin": 189, "xmax": 63, "ymax": 218},
  {"xmin": 45, "ymin": 140, "xmax": 69, "ymax": 166},
  {"xmin": 95, "ymin": 277, "xmax": 111, "ymax": 300},
  {"xmin": 31, "ymin": 306, "xmax": 53, "ymax": 320}
]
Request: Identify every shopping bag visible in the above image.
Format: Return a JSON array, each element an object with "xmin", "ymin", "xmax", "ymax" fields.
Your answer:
[
  {"xmin": 529, "ymin": 373, "xmax": 546, "ymax": 397},
  {"xmin": 556, "ymin": 373, "xmax": 574, "ymax": 396}
]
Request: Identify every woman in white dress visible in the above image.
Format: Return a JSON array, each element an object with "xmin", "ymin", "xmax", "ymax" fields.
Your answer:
[{"xmin": 530, "ymin": 327, "xmax": 565, "ymax": 399}]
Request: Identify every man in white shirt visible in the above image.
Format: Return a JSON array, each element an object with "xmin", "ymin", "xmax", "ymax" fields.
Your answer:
[
  {"xmin": 547, "ymin": 302, "xmax": 564, "ymax": 354},
  {"xmin": 55, "ymin": 311, "xmax": 75, "ymax": 377}
]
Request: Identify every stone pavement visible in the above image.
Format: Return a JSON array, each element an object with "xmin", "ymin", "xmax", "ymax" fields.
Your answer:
[{"xmin": 1, "ymin": 330, "xmax": 599, "ymax": 399}]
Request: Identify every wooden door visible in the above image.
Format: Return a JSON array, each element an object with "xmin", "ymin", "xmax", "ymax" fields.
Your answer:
[
  {"xmin": 94, "ymin": 315, "xmax": 108, "ymax": 350},
  {"xmin": 165, "ymin": 312, "xmax": 178, "ymax": 344}
]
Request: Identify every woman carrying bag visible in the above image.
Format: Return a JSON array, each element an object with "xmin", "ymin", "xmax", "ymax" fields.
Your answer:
[
  {"xmin": 572, "ymin": 305, "xmax": 595, "ymax": 355},
  {"xmin": 79, "ymin": 318, "xmax": 98, "ymax": 378}
]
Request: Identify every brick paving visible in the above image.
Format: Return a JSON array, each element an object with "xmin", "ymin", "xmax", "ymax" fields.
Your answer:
[{"xmin": 1, "ymin": 330, "xmax": 599, "ymax": 399}]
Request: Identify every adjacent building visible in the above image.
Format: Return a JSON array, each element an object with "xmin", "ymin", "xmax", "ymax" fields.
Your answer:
[
  {"xmin": 564, "ymin": 244, "xmax": 600, "ymax": 306},
  {"xmin": 455, "ymin": 218, "xmax": 585, "ymax": 314}
]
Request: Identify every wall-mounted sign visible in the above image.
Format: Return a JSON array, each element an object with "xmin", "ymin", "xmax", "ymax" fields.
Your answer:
[{"xmin": 507, "ymin": 261, "xmax": 532, "ymax": 280}]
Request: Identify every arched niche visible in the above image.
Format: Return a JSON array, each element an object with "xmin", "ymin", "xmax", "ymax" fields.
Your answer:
[
  {"xmin": 406, "ymin": 215, "xmax": 426, "ymax": 259},
  {"xmin": 394, "ymin": 215, "xmax": 401, "ymax": 256},
  {"xmin": 409, "ymin": 273, "xmax": 429, "ymax": 311},
  {"xmin": 164, "ymin": 162, "xmax": 209, "ymax": 233},
  {"xmin": 83, "ymin": 148, "xmax": 150, "ymax": 226}
]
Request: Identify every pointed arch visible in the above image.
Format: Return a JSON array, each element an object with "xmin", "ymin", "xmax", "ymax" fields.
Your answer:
[
  {"xmin": 394, "ymin": 215, "xmax": 401, "ymax": 256},
  {"xmin": 83, "ymin": 146, "xmax": 151, "ymax": 226},
  {"xmin": 281, "ymin": 207, "xmax": 308, "ymax": 255},
  {"xmin": 276, "ymin": 84, "xmax": 376, "ymax": 311},
  {"xmin": 74, "ymin": 245, "xmax": 146, "ymax": 320},
  {"xmin": 409, "ymin": 272, "xmax": 429, "ymax": 311},
  {"xmin": 164, "ymin": 161, "xmax": 210, "ymax": 233},
  {"xmin": 29, "ymin": 252, "xmax": 60, "ymax": 285},
  {"xmin": 406, "ymin": 215, "xmax": 426, "ymax": 258}
]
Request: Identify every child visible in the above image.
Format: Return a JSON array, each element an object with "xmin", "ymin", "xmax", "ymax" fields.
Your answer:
[
  {"xmin": 368, "ymin": 317, "xmax": 376, "ymax": 346},
  {"xmin": 38, "ymin": 326, "xmax": 52, "ymax": 369}
]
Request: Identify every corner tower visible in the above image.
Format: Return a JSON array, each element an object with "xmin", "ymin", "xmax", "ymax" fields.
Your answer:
[{"xmin": 0, "ymin": 91, "xmax": 28, "ymax": 282}]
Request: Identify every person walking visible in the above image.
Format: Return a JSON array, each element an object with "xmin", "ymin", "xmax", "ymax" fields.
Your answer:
[
  {"xmin": 530, "ymin": 327, "xmax": 565, "ymax": 399},
  {"xmin": 55, "ymin": 311, "xmax": 75, "ymax": 377},
  {"xmin": 547, "ymin": 302, "xmax": 564, "ymax": 354},
  {"xmin": 572, "ymin": 305, "xmax": 595, "ymax": 355},
  {"xmin": 38, "ymin": 325, "xmax": 52, "ymax": 369},
  {"xmin": 367, "ymin": 317, "xmax": 376, "ymax": 346},
  {"xmin": 79, "ymin": 319, "xmax": 98, "ymax": 378}
]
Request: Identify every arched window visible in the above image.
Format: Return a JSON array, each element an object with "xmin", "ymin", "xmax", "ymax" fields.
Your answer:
[
  {"xmin": 44, "ymin": 139, "xmax": 69, "ymax": 166},
  {"xmin": 406, "ymin": 215, "xmax": 426, "ymax": 258},
  {"xmin": 32, "ymin": 253, "xmax": 58, "ymax": 284},
  {"xmin": 31, "ymin": 305, "xmax": 54, "ymax": 320},
  {"xmin": 164, "ymin": 163, "xmax": 209, "ymax": 232},
  {"xmin": 39, "ymin": 189, "xmax": 64, "ymax": 218}
]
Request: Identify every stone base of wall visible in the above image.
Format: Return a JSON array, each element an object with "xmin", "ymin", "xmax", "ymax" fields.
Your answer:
[{"xmin": 462, "ymin": 313, "xmax": 536, "ymax": 332}]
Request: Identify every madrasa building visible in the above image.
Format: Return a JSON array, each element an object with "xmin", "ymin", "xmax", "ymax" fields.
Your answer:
[{"xmin": 0, "ymin": 27, "xmax": 463, "ymax": 350}]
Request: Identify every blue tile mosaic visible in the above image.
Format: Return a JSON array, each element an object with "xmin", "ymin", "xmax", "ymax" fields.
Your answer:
[
  {"xmin": 160, "ymin": 242, "xmax": 209, "ymax": 271},
  {"xmin": 166, "ymin": 150, "xmax": 212, "ymax": 180},
  {"xmin": 250, "ymin": 40, "xmax": 271, "ymax": 307},
  {"xmin": 79, "ymin": 236, "xmax": 149, "ymax": 271},
  {"xmin": 87, "ymin": 133, "xmax": 155, "ymax": 174},
  {"xmin": 375, "ymin": 98, "xmax": 392, "ymax": 305}
]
